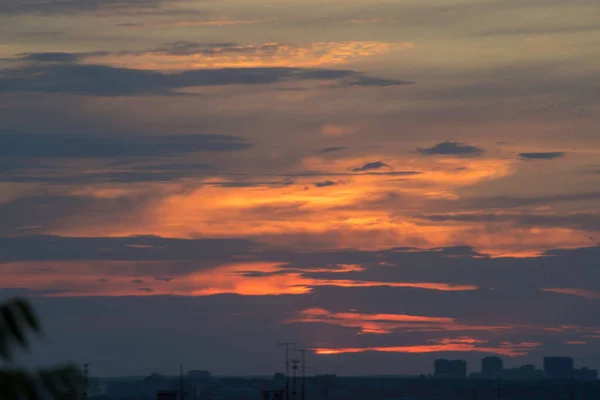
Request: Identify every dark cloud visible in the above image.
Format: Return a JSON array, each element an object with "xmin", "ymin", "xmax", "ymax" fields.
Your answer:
[
  {"xmin": 318, "ymin": 147, "xmax": 348, "ymax": 154},
  {"xmin": 3, "ymin": 234, "xmax": 600, "ymax": 295},
  {"xmin": 0, "ymin": 131, "xmax": 250, "ymax": 158},
  {"xmin": 0, "ymin": 167, "xmax": 213, "ymax": 184},
  {"xmin": 0, "ymin": 235, "xmax": 258, "ymax": 263},
  {"xmin": 0, "ymin": 195, "xmax": 159, "ymax": 236},
  {"xmin": 19, "ymin": 52, "xmax": 84, "ymax": 63},
  {"xmin": 150, "ymin": 41, "xmax": 280, "ymax": 56},
  {"xmin": 314, "ymin": 180, "xmax": 338, "ymax": 188},
  {"xmin": 0, "ymin": 0, "xmax": 191, "ymax": 15},
  {"xmin": 440, "ymin": 191, "xmax": 600, "ymax": 211},
  {"xmin": 352, "ymin": 161, "xmax": 390, "ymax": 172},
  {"xmin": 300, "ymin": 245, "xmax": 600, "ymax": 295},
  {"xmin": 415, "ymin": 212, "xmax": 600, "ymax": 232},
  {"xmin": 264, "ymin": 170, "xmax": 421, "ymax": 178},
  {"xmin": 0, "ymin": 156, "xmax": 216, "ymax": 184},
  {"xmin": 0, "ymin": 64, "xmax": 414, "ymax": 96},
  {"xmin": 12, "ymin": 46, "xmax": 410, "ymax": 92},
  {"xmin": 417, "ymin": 141, "xmax": 485, "ymax": 157},
  {"xmin": 519, "ymin": 152, "xmax": 565, "ymax": 160},
  {"xmin": 336, "ymin": 75, "xmax": 414, "ymax": 87}
]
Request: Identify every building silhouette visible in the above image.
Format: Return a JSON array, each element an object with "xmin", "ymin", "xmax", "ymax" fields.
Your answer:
[
  {"xmin": 434, "ymin": 359, "xmax": 467, "ymax": 378},
  {"xmin": 544, "ymin": 356, "xmax": 574, "ymax": 379},
  {"xmin": 501, "ymin": 364, "xmax": 545, "ymax": 381},
  {"xmin": 573, "ymin": 367, "xmax": 599, "ymax": 381},
  {"xmin": 481, "ymin": 356, "xmax": 503, "ymax": 378}
]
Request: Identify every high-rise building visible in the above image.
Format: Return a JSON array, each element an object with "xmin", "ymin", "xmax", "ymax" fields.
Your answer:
[
  {"xmin": 501, "ymin": 364, "xmax": 545, "ymax": 381},
  {"xmin": 544, "ymin": 356, "xmax": 574, "ymax": 379},
  {"xmin": 434, "ymin": 359, "xmax": 467, "ymax": 378},
  {"xmin": 573, "ymin": 368, "xmax": 598, "ymax": 381},
  {"xmin": 481, "ymin": 356, "xmax": 503, "ymax": 378}
]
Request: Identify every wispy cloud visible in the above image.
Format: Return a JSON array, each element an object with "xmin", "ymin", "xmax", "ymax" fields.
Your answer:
[
  {"xmin": 0, "ymin": 0, "xmax": 200, "ymax": 16},
  {"xmin": 142, "ymin": 19, "xmax": 265, "ymax": 28},
  {"xmin": 351, "ymin": 161, "xmax": 390, "ymax": 172},
  {"xmin": 80, "ymin": 41, "xmax": 412, "ymax": 71},
  {"xmin": 288, "ymin": 308, "xmax": 486, "ymax": 335},
  {"xmin": 0, "ymin": 64, "xmax": 411, "ymax": 96},
  {"xmin": 313, "ymin": 341, "xmax": 541, "ymax": 357},
  {"xmin": 541, "ymin": 288, "xmax": 600, "ymax": 299},
  {"xmin": 519, "ymin": 152, "xmax": 565, "ymax": 160},
  {"xmin": 418, "ymin": 142, "xmax": 485, "ymax": 157}
]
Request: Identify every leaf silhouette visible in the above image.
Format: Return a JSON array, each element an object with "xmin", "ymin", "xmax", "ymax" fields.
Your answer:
[{"xmin": 0, "ymin": 298, "xmax": 83, "ymax": 399}]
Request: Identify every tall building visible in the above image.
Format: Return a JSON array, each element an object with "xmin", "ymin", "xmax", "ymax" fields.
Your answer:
[
  {"xmin": 573, "ymin": 368, "xmax": 598, "ymax": 381},
  {"xmin": 481, "ymin": 356, "xmax": 503, "ymax": 378},
  {"xmin": 544, "ymin": 356, "xmax": 574, "ymax": 379},
  {"xmin": 434, "ymin": 359, "xmax": 467, "ymax": 378},
  {"xmin": 501, "ymin": 364, "xmax": 545, "ymax": 381}
]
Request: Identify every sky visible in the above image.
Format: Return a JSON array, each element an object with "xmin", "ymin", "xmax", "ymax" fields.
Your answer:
[{"xmin": 1, "ymin": 0, "xmax": 600, "ymax": 377}]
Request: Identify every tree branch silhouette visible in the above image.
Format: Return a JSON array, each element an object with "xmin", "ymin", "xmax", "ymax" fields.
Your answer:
[{"xmin": 0, "ymin": 297, "xmax": 82, "ymax": 399}]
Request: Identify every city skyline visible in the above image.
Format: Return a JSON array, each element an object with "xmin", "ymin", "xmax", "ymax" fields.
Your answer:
[
  {"xmin": 71, "ymin": 353, "xmax": 599, "ymax": 379},
  {"xmin": 1, "ymin": 0, "xmax": 600, "ymax": 376}
]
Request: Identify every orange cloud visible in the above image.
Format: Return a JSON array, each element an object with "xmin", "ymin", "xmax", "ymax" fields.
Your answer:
[
  {"xmin": 43, "ymin": 152, "xmax": 595, "ymax": 257},
  {"xmin": 149, "ymin": 19, "xmax": 265, "ymax": 28},
  {"xmin": 314, "ymin": 341, "xmax": 541, "ymax": 357},
  {"xmin": 541, "ymin": 288, "xmax": 600, "ymax": 299},
  {"xmin": 0, "ymin": 261, "xmax": 477, "ymax": 298},
  {"xmin": 288, "ymin": 308, "xmax": 510, "ymax": 335},
  {"xmin": 83, "ymin": 41, "xmax": 412, "ymax": 71}
]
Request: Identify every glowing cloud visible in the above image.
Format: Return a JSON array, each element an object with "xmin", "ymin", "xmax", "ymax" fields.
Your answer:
[
  {"xmin": 149, "ymin": 19, "xmax": 265, "ymax": 28},
  {"xmin": 288, "ymin": 309, "xmax": 510, "ymax": 335},
  {"xmin": 541, "ymin": 288, "xmax": 600, "ymax": 299},
  {"xmin": 37, "ymin": 153, "xmax": 593, "ymax": 256},
  {"xmin": 313, "ymin": 341, "xmax": 541, "ymax": 357},
  {"xmin": 83, "ymin": 41, "xmax": 412, "ymax": 71},
  {"xmin": 0, "ymin": 261, "xmax": 477, "ymax": 298}
]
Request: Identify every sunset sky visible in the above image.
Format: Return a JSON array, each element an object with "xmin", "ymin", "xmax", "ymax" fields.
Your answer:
[{"xmin": 1, "ymin": 0, "xmax": 600, "ymax": 377}]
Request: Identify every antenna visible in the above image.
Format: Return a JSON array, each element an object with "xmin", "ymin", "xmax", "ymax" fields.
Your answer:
[
  {"xmin": 180, "ymin": 365, "xmax": 184, "ymax": 400},
  {"xmin": 278, "ymin": 341, "xmax": 299, "ymax": 400},
  {"xmin": 291, "ymin": 359, "xmax": 300, "ymax": 400},
  {"xmin": 297, "ymin": 349, "xmax": 308, "ymax": 400},
  {"xmin": 81, "ymin": 363, "xmax": 89, "ymax": 400}
]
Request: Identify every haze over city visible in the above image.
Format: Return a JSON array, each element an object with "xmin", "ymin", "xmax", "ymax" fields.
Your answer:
[{"xmin": 1, "ymin": 0, "xmax": 599, "ymax": 379}]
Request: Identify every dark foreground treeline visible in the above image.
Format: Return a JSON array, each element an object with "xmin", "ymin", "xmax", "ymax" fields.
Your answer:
[{"xmin": 87, "ymin": 374, "xmax": 600, "ymax": 400}]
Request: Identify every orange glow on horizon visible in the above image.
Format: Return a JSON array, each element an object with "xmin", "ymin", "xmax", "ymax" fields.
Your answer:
[{"xmin": 313, "ymin": 341, "xmax": 541, "ymax": 357}]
